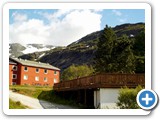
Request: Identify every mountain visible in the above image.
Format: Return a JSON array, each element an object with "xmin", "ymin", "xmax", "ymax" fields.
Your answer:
[
  {"xmin": 18, "ymin": 23, "xmax": 145, "ymax": 71},
  {"xmin": 9, "ymin": 43, "xmax": 55, "ymax": 58},
  {"xmin": 9, "ymin": 43, "xmax": 26, "ymax": 57}
]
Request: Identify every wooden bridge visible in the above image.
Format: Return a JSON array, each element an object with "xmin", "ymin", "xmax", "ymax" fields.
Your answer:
[
  {"xmin": 54, "ymin": 73, "xmax": 145, "ymax": 108},
  {"xmin": 54, "ymin": 73, "xmax": 145, "ymax": 91}
]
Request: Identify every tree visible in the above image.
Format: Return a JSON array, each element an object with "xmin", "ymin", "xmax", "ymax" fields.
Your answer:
[
  {"xmin": 133, "ymin": 31, "xmax": 145, "ymax": 73},
  {"xmin": 94, "ymin": 25, "xmax": 117, "ymax": 73},
  {"xmin": 61, "ymin": 64, "xmax": 94, "ymax": 81},
  {"xmin": 94, "ymin": 25, "xmax": 135, "ymax": 73},
  {"xmin": 116, "ymin": 85, "xmax": 143, "ymax": 109},
  {"xmin": 133, "ymin": 30, "xmax": 145, "ymax": 56},
  {"xmin": 135, "ymin": 56, "xmax": 145, "ymax": 73},
  {"xmin": 112, "ymin": 35, "xmax": 135, "ymax": 73}
]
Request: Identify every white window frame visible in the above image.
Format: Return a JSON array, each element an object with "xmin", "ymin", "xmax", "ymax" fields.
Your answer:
[
  {"xmin": 23, "ymin": 75, "xmax": 28, "ymax": 80},
  {"xmin": 36, "ymin": 68, "xmax": 39, "ymax": 73},
  {"xmin": 54, "ymin": 78, "xmax": 57, "ymax": 83},
  {"xmin": 35, "ymin": 76, "xmax": 39, "ymax": 81},
  {"xmin": 12, "ymin": 65, "xmax": 18, "ymax": 71},
  {"xmin": 12, "ymin": 74, "xmax": 17, "ymax": 79},
  {"xmin": 44, "ymin": 69, "xmax": 48, "ymax": 74},
  {"xmin": 44, "ymin": 77, "xmax": 47, "ymax": 82},
  {"xmin": 24, "ymin": 66, "xmax": 28, "ymax": 71}
]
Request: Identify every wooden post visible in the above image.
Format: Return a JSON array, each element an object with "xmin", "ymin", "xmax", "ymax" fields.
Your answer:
[
  {"xmin": 84, "ymin": 89, "xmax": 87, "ymax": 105},
  {"xmin": 77, "ymin": 90, "xmax": 80, "ymax": 103}
]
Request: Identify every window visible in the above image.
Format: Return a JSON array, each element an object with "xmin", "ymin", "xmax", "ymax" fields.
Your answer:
[
  {"xmin": 44, "ymin": 69, "xmax": 48, "ymax": 74},
  {"xmin": 54, "ymin": 71, "xmax": 57, "ymax": 75},
  {"xmin": 44, "ymin": 77, "xmax": 47, "ymax": 82},
  {"xmin": 12, "ymin": 74, "xmax": 17, "ymax": 79},
  {"xmin": 35, "ymin": 76, "xmax": 39, "ymax": 81},
  {"xmin": 36, "ymin": 68, "xmax": 39, "ymax": 73},
  {"xmin": 12, "ymin": 65, "xmax": 17, "ymax": 71},
  {"xmin": 24, "ymin": 75, "xmax": 28, "ymax": 80},
  {"xmin": 24, "ymin": 66, "xmax": 28, "ymax": 71},
  {"xmin": 54, "ymin": 78, "xmax": 58, "ymax": 83}
]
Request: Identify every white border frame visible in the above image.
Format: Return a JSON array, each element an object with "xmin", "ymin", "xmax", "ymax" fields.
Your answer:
[
  {"xmin": 3, "ymin": 2, "xmax": 151, "ymax": 115},
  {"xmin": 137, "ymin": 89, "xmax": 158, "ymax": 110}
]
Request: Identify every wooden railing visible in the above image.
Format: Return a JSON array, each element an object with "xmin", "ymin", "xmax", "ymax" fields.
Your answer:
[{"xmin": 54, "ymin": 73, "xmax": 145, "ymax": 91}]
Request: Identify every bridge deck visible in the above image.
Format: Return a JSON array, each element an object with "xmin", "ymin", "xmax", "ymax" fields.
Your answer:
[{"xmin": 54, "ymin": 73, "xmax": 145, "ymax": 91}]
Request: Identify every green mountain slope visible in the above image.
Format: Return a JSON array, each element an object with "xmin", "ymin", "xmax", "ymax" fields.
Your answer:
[{"xmin": 19, "ymin": 23, "xmax": 145, "ymax": 71}]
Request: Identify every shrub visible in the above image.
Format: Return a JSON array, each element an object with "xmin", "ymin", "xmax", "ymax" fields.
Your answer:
[
  {"xmin": 61, "ymin": 64, "xmax": 94, "ymax": 81},
  {"xmin": 16, "ymin": 101, "xmax": 21, "ymax": 106},
  {"xmin": 116, "ymin": 85, "xmax": 143, "ymax": 109}
]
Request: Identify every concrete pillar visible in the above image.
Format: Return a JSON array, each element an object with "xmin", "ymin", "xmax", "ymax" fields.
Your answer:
[{"xmin": 94, "ymin": 89, "xmax": 100, "ymax": 108}]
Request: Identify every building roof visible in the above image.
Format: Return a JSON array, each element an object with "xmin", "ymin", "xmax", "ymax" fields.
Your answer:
[
  {"xmin": 9, "ymin": 60, "xmax": 17, "ymax": 65},
  {"xmin": 9, "ymin": 57, "xmax": 60, "ymax": 71}
]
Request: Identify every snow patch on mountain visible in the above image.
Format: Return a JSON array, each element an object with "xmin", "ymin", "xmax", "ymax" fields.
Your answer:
[
  {"xmin": 9, "ymin": 43, "xmax": 56, "ymax": 57},
  {"xmin": 38, "ymin": 53, "xmax": 46, "ymax": 58},
  {"xmin": 22, "ymin": 45, "xmax": 51, "ymax": 54}
]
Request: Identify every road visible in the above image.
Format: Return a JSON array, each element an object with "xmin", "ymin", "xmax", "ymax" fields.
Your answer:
[{"xmin": 9, "ymin": 90, "xmax": 77, "ymax": 109}]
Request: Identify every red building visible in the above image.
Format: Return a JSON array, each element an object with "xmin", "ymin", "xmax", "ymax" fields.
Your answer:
[{"xmin": 9, "ymin": 57, "xmax": 60, "ymax": 86}]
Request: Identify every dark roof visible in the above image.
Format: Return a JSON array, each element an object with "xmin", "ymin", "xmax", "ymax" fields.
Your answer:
[
  {"xmin": 9, "ymin": 57, "xmax": 60, "ymax": 71},
  {"xmin": 9, "ymin": 59, "xmax": 17, "ymax": 65}
]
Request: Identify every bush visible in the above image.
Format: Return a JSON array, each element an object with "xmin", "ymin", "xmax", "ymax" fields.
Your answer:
[
  {"xmin": 9, "ymin": 99, "xmax": 27, "ymax": 109},
  {"xmin": 16, "ymin": 101, "xmax": 21, "ymax": 106},
  {"xmin": 116, "ymin": 85, "xmax": 143, "ymax": 109},
  {"xmin": 61, "ymin": 64, "xmax": 94, "ymax": 81}
]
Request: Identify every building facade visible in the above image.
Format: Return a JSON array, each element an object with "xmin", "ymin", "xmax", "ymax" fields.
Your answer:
[{"xmin": 9, "ymin": 58, "xmax": 60, "ymax": 86}]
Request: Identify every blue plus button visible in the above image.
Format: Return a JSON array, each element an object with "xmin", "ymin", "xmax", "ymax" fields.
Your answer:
[{"xmin": 137, "ymin": 89, "xmax": 158, "ymax": 110}]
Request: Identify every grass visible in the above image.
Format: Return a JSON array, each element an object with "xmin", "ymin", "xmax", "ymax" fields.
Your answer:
[
  {"xmin": 10, "ymin": 85, "xmax": 53, "ymax": 98},
  {"xmin": 9, "ymin": 85, "xmax": 85, "ymax": 108},
  {"xmin": 37, "ymin": 90, "xmax": 86, "ymax": 108},
  {"xmin": 9, "ymin": 99, "xmax": 29, "ymax": 109}
]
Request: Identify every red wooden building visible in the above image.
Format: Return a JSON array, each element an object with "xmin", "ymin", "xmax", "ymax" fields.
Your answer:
[{"xmin": 9, "ymin": 57, "xmax": 60, "ymax": 86}]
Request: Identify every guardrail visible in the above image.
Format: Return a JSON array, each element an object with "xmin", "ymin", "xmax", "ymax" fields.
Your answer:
[{"xmin": 54, "ymin": 73, "xmax": 145, "ymax": 91}]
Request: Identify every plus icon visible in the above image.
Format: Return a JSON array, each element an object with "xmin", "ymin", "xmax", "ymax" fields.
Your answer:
[
  {"xmin": 137, "ymin": 89, "xmax": 158, "ymax": 110},
  {"xmin": 142, "ymin": 93, "xmax": 153, "ymax": 105}
]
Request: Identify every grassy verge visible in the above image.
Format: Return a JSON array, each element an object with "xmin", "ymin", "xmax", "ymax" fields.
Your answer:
[
  {"xmin": 37, "ymin": 90, "xmax": 86, "ymax": 108},
  {"xmin": 10, "ymin": 85, "xmax": 52, "ymax": 98},
  {"xmin": 9, "ymin": 99, "xmax": 29, "ymax": 109},
  {"xmin": 9, "ymin": 85, "xmax": 85, "ymax": 108}
]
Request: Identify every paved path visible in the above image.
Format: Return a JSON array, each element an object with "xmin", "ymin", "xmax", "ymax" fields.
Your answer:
[
  {"xmin": 9, "ymin": 90, "xmax": 77, "ymax": 109},
  {"xmin": 39, "ymin": 100, "xmax": 77, "ymax": 109}
]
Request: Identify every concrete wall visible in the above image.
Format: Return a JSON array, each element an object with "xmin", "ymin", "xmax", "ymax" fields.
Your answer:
[{"xmin": 94, "ymin": 88, "xmax": 120, "ymax": 109}]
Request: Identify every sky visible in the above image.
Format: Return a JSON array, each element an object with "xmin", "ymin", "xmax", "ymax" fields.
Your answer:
[{"xmin": 9, "ymin": 9, "xmax": 145, "ymax": 46}]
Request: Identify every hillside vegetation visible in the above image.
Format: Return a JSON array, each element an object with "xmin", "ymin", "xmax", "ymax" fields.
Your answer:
[{"xmin": 18, "ymin": 23, "xmax": 145, "ymax": 72}]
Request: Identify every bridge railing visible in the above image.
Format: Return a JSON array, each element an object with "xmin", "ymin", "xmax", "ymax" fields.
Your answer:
[{"xmin": 54, "ymin": 73, "xmax": 145, "ymax": 91}]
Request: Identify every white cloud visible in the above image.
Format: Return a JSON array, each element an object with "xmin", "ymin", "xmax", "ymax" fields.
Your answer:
[
  {"xmin": 112, "ymin": 10, "xmax": 122, "ymax": 16},
  {"xmin": 112, "ymin": 10, "xmax": 127, "ymax": 23},
  {"xmin": 12, "ymin": 12, "xmax": 27, "ymax": 22},
  {"xmin": 52, "ymin": 9, "xmax": 74, "ymax": 18},
  {"xmin": 92, "ymin": 9, "xmax": 103, "ymax": 12},
  {"xmin": 10, "ymin": 19, "xmax": 50, "ymax": 45},
  {"xmin": 10, "ymin": 9, "xmax": 102, "ymax": 46},
  {"xmin": 119, "ymin": 18, "xmax": 127, "ymax": 23}
]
